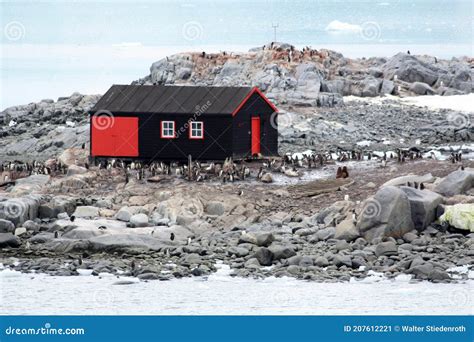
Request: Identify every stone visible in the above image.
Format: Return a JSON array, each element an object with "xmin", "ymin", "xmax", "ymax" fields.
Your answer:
[
  {"xmin": 333, "ymin": 254, "xmax": 352, "ymax": 268},
  {"xmin": 129, "ymin": 213, "xmax": 149, "ymax": 227},
  {"xmin": 410, "ymin": 82, "xmax": 435, "ymax": 95},
  {"xmin": 73, "ymin": 206, "xmax": 99, "ymax": 218},
  {"xmin": 316, "ymin": 227, "xmax": 336, "ymax": 241},
  {"xmin": 67, "ymin": 165, "xmax": 88, "ymax": 176},
  {"xmin": 0, "ymin": 196, "xmax": 40, "ymax": 226},
  {"xmin": 299, "ymin": 256, "xmax": 314, "ymax": 267},
  {"xmin": 0, "ymin": 219, "xmax": 15, "ymax": 233},
  {"xmin": 253, "ymin": 247, "xmax": 274, "ymax": 266},
  {"xmin": 205, "ymin": 201, "xmax": 225, "ymax": 216},
  {"xmin": 335, "ymin": 240, "xmax": 350, "ymax": 251},
  {"xmin": 138, "ymin": 273, "xmax": 160, "ymax": 280},
  {"xmin": 269, "ymin": 245, "xmax": 296, "ymax": 260},
  {"xmin": 357, "ymin": 186, "xmax": 414, "ymax": 241},
  {"xmin": 116, "ymin": 206, "xmax": 137, "ymax": 222},
  {"xmin": 435, "ymin": 170, "xmax": 474, "ymax": 197},
  {"xmin": 408, "ymin": 262, "xmax": 434, "ymax": 278},
  {"xmin": 0, "ymin": 233, "xmax": 20, "ymax": 248},
  {"xmin": 23, "ymin": 220, "xmax": 39, "ymax": 231},
  {"xmin": 256, "ymin": 233, "xmax": 274, "ymax": 247},
  {"xmin": 244, "ymin": 258, "xmax": 260, "ymax": 269},
  {"xmin": 439, "ymin": 204, "xmax": 474, "ymax": 232},
  {"xmin": 14, "ymin": 227, "xmax": 27, "ymax": 236},
  {"xmin": 402, "ymin": 232, "xmax": 418, "ymax": 243},
  {"xmin": 375, "ymin": 241, "xmax": 398, "ymax": 257},
  {"xmin": 228, "ymin": 246, "xmax": 250, "ymax": 257},
  {"xmin": 334, "ymin": 219, "xmax": 360, "ymax": 241},
  {"xmin": 429, "ymin": 269, "xmax": 450, "ymax": 281},
  {"xmin": 400, "ymin": 186, "xmax": 443, "ymax": 231},
  {"xmin": 314, "ymin": 256, "xmax": 329, "ymax": 267},
  {"xmin": 380, "ymin": 79, "xmax": 395, "ymax": 95},
  {"xmin": 238, "ymin": 232, "xmax": 258, "ymax": 245},
  {"xmin": 261, "ymin": 173, "xmax": 273, "ymax": 183}
]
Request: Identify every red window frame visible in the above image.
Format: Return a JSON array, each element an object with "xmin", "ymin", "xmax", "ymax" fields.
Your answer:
[
  {"xmin": 189, "ymin": 121, "xmax": 204, "ymax": 140},
  {"xmin": 161, "ymin": 120, "xmax": 176, "ymax": 139}
]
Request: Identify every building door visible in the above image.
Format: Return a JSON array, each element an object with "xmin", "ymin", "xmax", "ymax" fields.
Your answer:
[
  {"xmin": 251, "ymin": 116, "xmax": 261, "ymax": 155},
  {"xmin": 91, "ymin": 116, "xmax": 139, "ymax": 157}
]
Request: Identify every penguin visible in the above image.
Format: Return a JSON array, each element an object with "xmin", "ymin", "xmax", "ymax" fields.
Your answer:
[
  {"xmin": 54, "ymin": 231, "xmax": 59, "ymax": 238},
  {"xmin": 170, "ymin": 232, "xmax": 175, "ymax": 241},
  {"xmin": 70, "ymin": 215, "xmax": 76, "ymax": 222},
  {"xmin": 81, "ymin": 143, "xmax": 85, "ymax": 149},
  {"xmin": 420, "ymin": 183, "xmax": 425, "ymax": 190},
  {"xmin": 98, "ymin": 225, "xmax": 107, "ymax": 230},
  {"xmin": 336, "ymin": 166, "xmax": 343, "ymax": 179},
  {"xmin": 187, "ymin": 237, "xmax": 192, "ymax": 245}
]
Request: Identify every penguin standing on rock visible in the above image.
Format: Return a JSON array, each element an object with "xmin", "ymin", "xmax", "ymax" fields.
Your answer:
[{"xmin": 170, "ymin": 232, "xmax": 175, "ymax": 241}]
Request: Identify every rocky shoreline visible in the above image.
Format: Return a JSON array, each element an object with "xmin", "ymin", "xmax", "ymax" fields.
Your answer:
[
  {"xmin": 1, "ymin": 44, "xmax": 473, "ymax": 284},
  {"xmin": 0, "ymin": 156, "xmax": 473, "ymax": 284}
]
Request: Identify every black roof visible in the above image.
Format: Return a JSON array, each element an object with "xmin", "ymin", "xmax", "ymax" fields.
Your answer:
[{"xmin": 90, "ymin": 85, "xmax": 256, "ymax": 115}]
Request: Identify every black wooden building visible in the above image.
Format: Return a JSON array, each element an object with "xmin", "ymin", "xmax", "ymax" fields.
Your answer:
[{"xmin": 89, "ymin": 85, "xmax": 278, "ymax": 161}]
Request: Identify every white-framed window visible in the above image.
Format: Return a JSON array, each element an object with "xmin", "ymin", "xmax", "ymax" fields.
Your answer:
[
  {"xmin": 161, "ymin": 121, "xmax": 175, "ymax": 138},
  {"xmin": 189, "ymin": 121, "xmax": 204, "ymax": 139}
]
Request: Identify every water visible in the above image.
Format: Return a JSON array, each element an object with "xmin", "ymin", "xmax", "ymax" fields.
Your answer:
[
  {"xmin": 1, "ymin": 265, "xmax": 472, "ymax": 315},
  {"xmin": 1, "ymin": 0, "xmax": 472, "ymax": 109}
]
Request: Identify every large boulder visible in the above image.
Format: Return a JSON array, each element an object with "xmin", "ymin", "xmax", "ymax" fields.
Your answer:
[
  {"xmin": 409, "ymin": 82, "xmax": 435, "ymax": 95},
  {"xmin": 356, "ymin": 186, "xmax": 414, "ymax": 241},
  {"xmin": 382, "ymin": 53, "xmax": 442, "ymax": 86},
  {"xmin": 439, "ymin": 204, "xmax": 474, "ymax": 232},
  {"xmin": 0, "ymin": 196, "xmax": 40, "ymax": 226},
  {"xmin": 434, "ymin": 170, "xmax": 474, "ymax": 197},
  {"xmin": 0, "ymin": 233, "xmax": 21, "ymax": 248},
  {"xmin": 400, "ymin": 187, "xmax": 443, "ymax": 230},
  {"xmin": 0, "ymin": 219, "xmax": 15, "ymax": 233}
]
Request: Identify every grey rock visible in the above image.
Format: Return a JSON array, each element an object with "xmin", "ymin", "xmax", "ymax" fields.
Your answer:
[
  {"xmin": 434, "ymin": 170, "xmax": 474, "ymax": 197},
  {"xmin": 269, "ymin": 245, "xmax": 296, "ymax": 260},
  {"xmin": 23, "ymin": 220, "xmax": 39, "ymax": 231},
  {"xmin": 334, "ymin": 219, "xmax": 360, "ymax": 241},
  {"xmin": 314, "ymin": 256, "xmax": 329, "ymax": 267},
  {"xmin": 400, "ymin": 187, "xmax": 443, "ymax": 231},
  {"xmin": 67, "ymin": 165, "xmax": 88, "ymax": 176},
  {"xmin": 205, "ymin": 201, "xmax": 225, "ymax": 216},
  {"xmin": 129, "ymin": 213, "xmax": 149, "ymax": 227},
  {"xmin": 333, "ymin": 254, "xmax": 352, "ymax": 268},
  {"xmin": 0, "ymin": 219, "xmax": 15, "ymax": 233},
  {"xmin": 0, "ymin": 233, "xmax": 20, "ymax": 248},
  {"xmin": 357, "ymin": 186, "xmax": 414, "ymax": 241},
  {"xmin": 256, "ymin": 233, "xmax": 274, "ymax": 247},
  {"xmin": 299, "ymin": 256, "xmax": 314, "ymax": 267},
  {"xmin": 316, "ymin": 227, "xmax": 336, "ymax": 241},
  {"xmin": 253, "ymin": 247, "xmax": 274, "ymax": 266},
  {"xmin": 73, "ymin": 206, "xmax": 99, "ymax": 218},
  {"xmin": 228, "ymin": 246, "xmax": 250, "ymax": 257},
  {"xmin": 410, "ymin": 82, "xmax": 435, "ymax": 95},
  {"xmin": 244, "ymin": 258, "xmax": 260, "ymax": 269},
  {"xmin": 238, "ymin": 232, "xmax": 258, "ymax": 245},
  {"xmin": 375, "ymin": 241, "xmax": 398, "ymax": 257},
  {"xmin": 261, "ymin": 173, "xmax": 273, "ymax": 183}
]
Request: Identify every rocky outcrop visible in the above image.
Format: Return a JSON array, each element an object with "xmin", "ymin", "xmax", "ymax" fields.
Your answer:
[
  {"xmin": 356, "ymin": 186, "xmax": 414, "ymax": 241},
  {"xmin": 135, "ymin": 44, "xmax": 472, "ymax": 107},
  {"xmin": 434, "ymin": 169, "xmax": 474, "ymax": 197}
]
